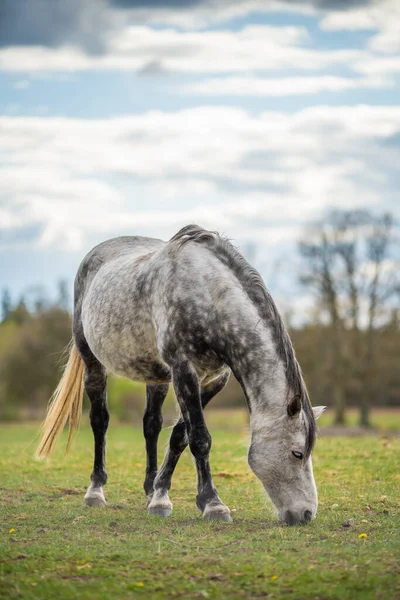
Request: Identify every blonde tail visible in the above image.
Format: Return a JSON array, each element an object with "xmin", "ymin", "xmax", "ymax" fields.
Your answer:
[{"xmin": 36, "ymin": 341, "xmax": 85, "ymax": 458}]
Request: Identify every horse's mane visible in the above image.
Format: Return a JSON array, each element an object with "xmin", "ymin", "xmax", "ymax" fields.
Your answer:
[{"xmin": 170, "ymin": 224, "xmax": 316, "ymax": 457}]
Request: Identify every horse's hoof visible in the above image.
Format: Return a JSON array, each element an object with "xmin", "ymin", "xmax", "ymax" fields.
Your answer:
[
  {"xmin": 147, "ymin": 490, "xmax": 172, "ymax": 517},
  {"xmin": 84, "ymin": 496, "xmax": 106, "ymax": 507},
  {"xmin": 84, "ymin": 486, "xmax": 106, "ymax": 507},
  {"xmin": 203, "ymin": 504, "xmax": 232, "ymax": 522},
  {"xmin": 204, "ymin": 511, "xmax": 233, "ymax": 522},
  {"xmin": 148, "ymin": 506, "xmax": 172, "ymax": 517}
]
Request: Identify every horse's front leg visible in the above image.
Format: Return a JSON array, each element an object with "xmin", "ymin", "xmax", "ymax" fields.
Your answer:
[
  {"xmin": 149, "ymin": 359, "xmax": 231, "ymax": 521},
  {"xmin": 148, "ymin": 371, "xmax": 229, "ymax": 517},
  {"xmin": 143, "ymin": 384, "xmax": 169, "ymax": 499}
]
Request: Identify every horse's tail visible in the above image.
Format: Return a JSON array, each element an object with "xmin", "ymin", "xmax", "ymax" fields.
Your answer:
[{"xmin": 36, "ymin": 341, "xmax": 85, "ymax": 459}]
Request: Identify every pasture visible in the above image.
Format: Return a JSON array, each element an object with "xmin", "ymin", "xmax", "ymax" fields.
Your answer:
[{"xmin": 1, "ymin": 414, "xmax": 399, "ymax": 600}]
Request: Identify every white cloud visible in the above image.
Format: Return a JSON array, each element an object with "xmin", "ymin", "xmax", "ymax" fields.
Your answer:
[
  {"xmin": 183, "ymin": 74, "xmax": 392, "ymax": 96},
  {"xmin": 0, "ymin": 1, "xmax": 397, "ymax": 78},
  {"xmin": 0, "ymin": 25, "xmax": 363, "ymax": 73},
  {"xmin": 1, "ymin": 105, "xmax": 399, "ymax": 252},
  {"xmin": 354, "ymin": 56, "xmax": 400, "ymax": 76},
  {"xmin": 320, "ymin": 8, "xmax": 376, "ymax": 31},
  {"xmin": 109, "ymin": 0, "xmax": 316, "ymax": 30},
  {"xmin": 321, "ymin": 0, "xmax": 400, "ymax": 54}
]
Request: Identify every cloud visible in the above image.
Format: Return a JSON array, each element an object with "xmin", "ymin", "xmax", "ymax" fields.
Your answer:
[
  {"xmin": 0, "ymin": 0, "xmax": 113, "ymax": 53},
  {"xmin": 110, "ymin": 0, "xmax": 370, "ymax": 29},
  {"xmin": 111, "ymin": 0, "xmax": 203, "ymax": 7},
  {"xmin": 0, "ymin": 223, "xmax": 45, "ymax": 245},
  {"xmin": 109, "ymin": 0, "xmax": 366, "ymax": 5},
  {"xmin": 0, "ymin": 1, "xmax": 393, "ymax": 81},
  {"xmin": 183, "ymin": 74, "xmax": 392, "ymax": 96},
  {"xmin": 0, "ymin": 24, "xmax": 364, "ymax": 73},
  {"xmin": 321, "ymin": 0, "xmax": 400, "ymax": 54},
  {"xmin": 1, "ymin": 105, "xmax": 399, "ymax": 252},
  {"xmin": 354, "ymin": 56, "xmax": 400, "ymax": 76},
  {"xmin": 137, "ymin": 59, "xmax": 168, "ymax": 76},
  {"xmin": 0, "ymin": 0, "xmax": 373, "ymax": 51}
]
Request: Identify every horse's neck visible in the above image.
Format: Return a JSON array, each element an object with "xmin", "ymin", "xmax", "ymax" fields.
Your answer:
[{"xmin": 227, "ymin": 315, "xmax": 288, "ymax": 418}]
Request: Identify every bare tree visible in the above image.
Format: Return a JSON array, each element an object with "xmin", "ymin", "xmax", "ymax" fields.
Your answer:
[
  {"xmin": 360, "ymin": 213, "xmax": 397, "ymax": 425},
  {"xmin": 1, "ymin": 289, "xmax": 12, "ymax": 322},
  {"xmin": 299, "ymin": 209, "xmax": 399, "ymax": 426},
  {"xmin": 299, "ymin": 224, "xmax": 345, "ymax": 424}
]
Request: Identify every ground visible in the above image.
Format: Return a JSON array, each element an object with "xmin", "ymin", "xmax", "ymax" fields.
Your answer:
[{"xmin": 0, "ymin": 412, "xmax": 399, "ymax": 599}]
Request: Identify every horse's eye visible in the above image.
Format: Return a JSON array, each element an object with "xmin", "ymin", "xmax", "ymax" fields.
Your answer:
[{"xmin": 292, "ymin": 451, "xmax": 303, "ymax": 459}]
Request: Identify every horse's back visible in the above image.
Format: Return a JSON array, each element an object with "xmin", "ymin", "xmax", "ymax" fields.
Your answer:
[
  {"xmin": 74, "ymin": 236, "xmax": 165, "ymax": 301},
  {"xmin": 151, "ymin": 241, "xmax": 251, "ymax": 371},
  {"xmin": 74, "ymin": 234, "xmax": 239, "ymax": 383}
]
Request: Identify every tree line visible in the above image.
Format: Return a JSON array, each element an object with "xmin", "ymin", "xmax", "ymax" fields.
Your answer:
[
  {"xmin": 297, "ymin": 209, "xmax": 399, "ymax": 425},
  {"xmin": 0, "ymin": 209, "xmax": 399, "ymax": 425}
]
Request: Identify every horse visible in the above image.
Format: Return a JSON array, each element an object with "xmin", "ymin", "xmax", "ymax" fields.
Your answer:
[{"xmin": 36, "ymin": 224, "xmax": 325, "ymax": 524}]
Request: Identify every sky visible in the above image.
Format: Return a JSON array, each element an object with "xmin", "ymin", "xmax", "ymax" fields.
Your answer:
[{"xmin": 1, "ymin": 0, "xmax": 399, "ymax": 313}]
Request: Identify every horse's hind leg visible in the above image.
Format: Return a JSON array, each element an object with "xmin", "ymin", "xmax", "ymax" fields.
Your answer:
[
  {"xmin": 84, "ymin": 362, "xmax": 108, "ymax": 507},
  {"xmin": 143, "ymin": 384, "xmax": 169, "ymax": 499},
  {"xmin": 74, "ymin": 330, "xmax": 109, "ymax": 507},
  {"xmin": 148, "ymin": 368, "xmax": 230, "ymax": 520}
]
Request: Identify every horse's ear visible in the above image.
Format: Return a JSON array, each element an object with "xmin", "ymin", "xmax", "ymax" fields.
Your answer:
[
  {"xmin": 312, "ymin": 406, "xmax": 327, "ymax": 420},
  {"xmin": 287, "ymin": 394, "xmax": 301, "ymax": 417}
]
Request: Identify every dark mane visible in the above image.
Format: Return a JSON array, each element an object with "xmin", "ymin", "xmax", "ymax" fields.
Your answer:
[{"xmin": 170, "ymin": 224, "xmax": 316, "ymax": 457}]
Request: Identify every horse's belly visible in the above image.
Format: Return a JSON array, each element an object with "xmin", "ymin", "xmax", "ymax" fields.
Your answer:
[
  {"xmin": 88, "ymin": 330, "xmax": 170, "ymax": 383},
  {"xmin": 116, "ymin": 356, "xmax": 171, "ymax": 383},
  {"xmin": 82, "ymin": 309, "xmax": 170, "ymax": 383}
]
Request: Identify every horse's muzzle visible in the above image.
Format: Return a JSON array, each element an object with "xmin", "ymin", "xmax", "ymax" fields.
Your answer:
[{"xmin": 282, "ymin": 508, "xmax": 313, "ymax": 525}]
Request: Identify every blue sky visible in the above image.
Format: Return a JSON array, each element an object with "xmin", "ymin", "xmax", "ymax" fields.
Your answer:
[{"xmin": 1, "ymin": 0, "xmax": 399, "ymax": 313}]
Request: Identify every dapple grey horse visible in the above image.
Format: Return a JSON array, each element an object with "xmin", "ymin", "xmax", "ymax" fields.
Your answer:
[{"xmin": 37, "ymin": 225, "xmax": 325, "ymax": 524}]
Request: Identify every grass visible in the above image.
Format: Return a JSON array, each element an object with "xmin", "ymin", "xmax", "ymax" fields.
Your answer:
[
  {"xmin": 0, "ymin": 417, "xmax": 399, "ymax": 600},
  {"xmin": 317, "ymin": 408, "xmax": 400, "ymax": 432}
]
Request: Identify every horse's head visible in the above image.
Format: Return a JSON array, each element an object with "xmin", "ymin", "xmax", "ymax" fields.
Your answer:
[{"xmin": 248, "ymin": 396, "xmax": 326, "ymax": 525}]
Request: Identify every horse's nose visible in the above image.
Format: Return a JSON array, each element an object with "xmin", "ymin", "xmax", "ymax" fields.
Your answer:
[
  {"xmin": 283, "ymin": 510, "xmax": 297, "ymax": 525},
  {"xmin": 283, "ymin": 509, "xmax": 312, "ymax": 525}
]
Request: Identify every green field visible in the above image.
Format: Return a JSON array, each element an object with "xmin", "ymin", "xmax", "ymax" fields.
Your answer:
[{"xmin": 1, "ymin": 419, "xmax": 399, "ymax": 599}]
